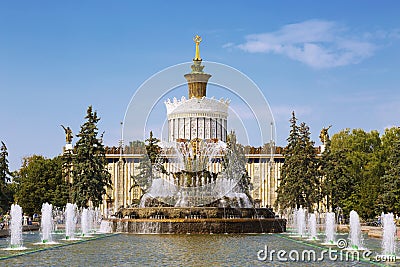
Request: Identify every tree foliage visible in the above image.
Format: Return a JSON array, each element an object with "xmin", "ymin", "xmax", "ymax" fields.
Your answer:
[
  {"xmin": 0, "ymin": 141, "xmax": 13, "ymax": 212},
  {"xmin": 13, "ymin": 155, "xmax": 69, "ymax": 215},
  {"xmin": 145, "ymin": 131, "xmax": 160, "ymax": 164},
  {"xmin": 71, "ymin": 106, "xmax": 112, "ymax": 208},
  {"xmin": 0, "ymin": 142, "xmax": 11, "ymax": 184},
  {"xmin": 131, "ymin": 155, "xmax": 153, "ymax": 194},
  {"xmin": 319, "ymin": 138, "xmax": 352, "ymax": 212},
  {"xmin": 131, "ymin": 132, "xmax": 160, "ymax": 194},
  {"xmin": 320, "ymin": 128, "xmax": 384, "ymax": 219},
  {"xmin": 376, "ymin": 127, "xmax": 400, "ymax": 214},
  {"xmin": 276, "ymin": 112, "xmax": 319, "ymax": 211}
]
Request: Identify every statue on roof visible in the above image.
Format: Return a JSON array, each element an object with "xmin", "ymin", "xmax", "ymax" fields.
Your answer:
[
  {"xmin": 61, "ymin": 125, "xmax": 73, "ymax": 144},
  {"xmin": 319, "ymin": 125, "xmax": 332, "ymax": 144}
]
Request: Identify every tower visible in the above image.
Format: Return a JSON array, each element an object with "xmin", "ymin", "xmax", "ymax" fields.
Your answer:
[
  {"xmin": 184, "ymin": 35, "xmax": 212, "ymax": 99},
  {"xmin": 165, "ymin": 35, "xmax": 230, "ymax": 142}
]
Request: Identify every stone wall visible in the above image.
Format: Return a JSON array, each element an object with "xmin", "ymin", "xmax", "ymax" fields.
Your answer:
[
  {"xmin": 109, "ymin": 218, "xmax": 286, "ymax": 234},
  {"xmin": 118, "ymin": 207, "xmax": 276, "ymax": 219}
]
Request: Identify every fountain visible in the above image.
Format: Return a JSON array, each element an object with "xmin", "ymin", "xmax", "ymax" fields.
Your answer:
[
  {"xmin": 65, "ymin": 203, "xmax": 77, "ymax": 240},
  {"xmin": 381, "ymin": 213, "xmax": 397, "ymax": 256},
  {"xmin": 8, "ymin": 204, "xmax": 24, "ymax": 249},
  {"xmin": 106, "ymin": 38, "xmax": 285, "ymax": 233},
  {"xmin": 290, "ymin": 208, "xmax": 298, "ymax": 234},
  {"xmin": 308, "ymin": 212, "xmax": 318, "ymax": 240},
  {"xmin": 99, "ymin": 220, "xmax": 112, "ymax": 233},
  {"xmin": 348, "ymin": 210, "xmax": 363, "ymax": 250},
  {"xmin": 40, "ymin": 202, "xmax": 54, "ymax": 244},
  {"xmin": 88, "ymin": 208, "xmax": 95, "ymax": 234},
  {"xmin": 323, "ymin": 212, "xmax": 336, "ymax": 245},
  {"xmin": 80, "ymin": 208, "xmax": 96, "ymax": 236},
  {"xmin": 52, "ymin": 207, "xmax": 64, "ymax": 232},
  {"xmin": 108, "ymin": 138, "xmax": 285, "ymax": 234},
  {"xmin": 91, "ymin": 208, "xmax": 101, "ymax": 233},
  {"xmin": 296, "ymin": 207, "xmax": 306, "ymax": 237},
  {"xmin": 138, "ymin": 139, "xmax": 252, "ymax": 208},
  {"xmin": 81, "ymin": 208, "xmax": 89, "ymax": 237}
]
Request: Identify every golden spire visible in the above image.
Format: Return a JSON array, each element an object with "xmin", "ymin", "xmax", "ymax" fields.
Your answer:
[
  {"xmin": 185, "ymin": 34, "xmax": 211, "ymax": 99},
  {"xmin": 193, "ymin": 35, "xmax": 202, "ymax": 61}
]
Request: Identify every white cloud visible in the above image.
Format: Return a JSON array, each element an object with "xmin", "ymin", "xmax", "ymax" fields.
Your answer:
[
  {"xmin": 364, "ymin": 28, "xmax": 400, "ymax": 40},
  {"xmin": 222, "ymin": 42, "xmax": 234, "ymax": 48},
  {"xmin": 235, "ymin": 20, "xmax": 376, "ymax": 68},
  {"xmin": 388, "ymin": 29, "xmax": 400, "ymax": 39}
]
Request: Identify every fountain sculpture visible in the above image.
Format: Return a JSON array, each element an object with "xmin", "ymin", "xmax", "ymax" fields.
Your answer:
[
  {"xmin": 108, "ymin": 138, "xmax": 285, "ymax": 233},
  {"xmin": 139, "ymin": 139, "xmax": 251, "ymax": 208}
]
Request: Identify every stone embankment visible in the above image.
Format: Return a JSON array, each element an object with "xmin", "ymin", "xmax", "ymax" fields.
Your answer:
[
  {"xmin": 0, "ymin": 224, "xmax": 40, "ymax": 238},
  {"xmin": 337, "ymin": 224, "xmax": 400, "ymax": 238}
]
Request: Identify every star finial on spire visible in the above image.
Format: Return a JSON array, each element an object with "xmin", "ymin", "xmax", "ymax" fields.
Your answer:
[{"xmin": 193, "ymin": 35, "xmax": 202, "ymax": 61}]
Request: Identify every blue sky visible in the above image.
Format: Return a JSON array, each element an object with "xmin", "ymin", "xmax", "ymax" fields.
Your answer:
[{"xmin": 1, "ymin": 1, "xmax": 400, "ymax": 170}]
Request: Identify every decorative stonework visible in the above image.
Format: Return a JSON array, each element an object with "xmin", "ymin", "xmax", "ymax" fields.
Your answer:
[
  {"xmin": 165, "ymin": 96, "xmax": 229, "ymax": 142},
  {"xmin": 165, "ymin": 96, "xmax": 230, "ymax": 116}
]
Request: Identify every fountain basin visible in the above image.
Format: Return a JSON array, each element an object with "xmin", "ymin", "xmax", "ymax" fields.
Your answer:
[
  {"xmin": 107, "ymin": 218, "xmax": 285, "ymax": 234},
  {"xmin": 107, "ymin": 207, "xmax": 286, "ymax": 234},
  {"xmin": 117, "ymin": 207, "xmax": 276, "ymax": 219}
]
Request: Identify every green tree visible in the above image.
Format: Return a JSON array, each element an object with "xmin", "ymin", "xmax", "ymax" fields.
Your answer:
[
  {"xmin": 276, "ymin": 112, "xmax": 319, "ymax": 211},
  {"xmin": 297, "ymin": 122, "xmax": 320, "ymax": 209},
  {"xmin": 0, "ymin": 142, "xmax": 11, "ymax": 183},
  {"xmin": 50, "ymin": 156, "xmax": 70, "ymax": 208},
  {"xmin": 72, "ymin": 106, "xmax": 112, "ymax": 208},
  {"xmin": 131, "ymin": 132, "xmax": 160, "ymax": 194},
  {"xmin": 131, "ymin": 155, "xmax": 152, "ymax": 194},
  {"xmin": 325, "ymin": 129, "xmax": 383, "ymax": 219},
  {"xmin": 376, "ymin": 127, "xmax": 400, "ymax": 214},
  {"xmin": 276, "ymin": 112, "xmax": 300, "ymax": 210},
  {"xmin": 13, "ymin": 155, "xmax": 69, "ymax": 215},
  {"xmin": 0, "ymin": 141, "xmax": 13, "ymax": 212},
  {"xmin": 319, "ymin": 137, "xmax": 353, "ymax": 212},
  {"xmin": 145, "ymin": 131, "xmax": 160, "ymax": 164}
]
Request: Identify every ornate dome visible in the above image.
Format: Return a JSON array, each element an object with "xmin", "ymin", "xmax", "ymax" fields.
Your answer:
[{"xmin": 165, "ymin": 96, "xmax": 230, "ymax": 119}]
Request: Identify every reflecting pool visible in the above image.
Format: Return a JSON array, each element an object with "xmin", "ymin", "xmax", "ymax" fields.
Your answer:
[{"xmin": 0, "ymin": 232, "xmax": 397, "ymax": 266}]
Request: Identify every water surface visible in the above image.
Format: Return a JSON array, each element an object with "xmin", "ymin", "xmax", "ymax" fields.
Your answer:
[{"xmin": 0, "ymin": 232, "xmax": 396, "ymax": 266}]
